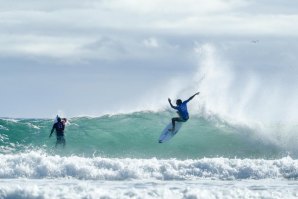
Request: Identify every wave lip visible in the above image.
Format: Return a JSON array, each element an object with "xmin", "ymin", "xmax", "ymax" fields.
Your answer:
[{"xmin": 0, "ymin": 152, "xmax": 298, "ymax": 181}]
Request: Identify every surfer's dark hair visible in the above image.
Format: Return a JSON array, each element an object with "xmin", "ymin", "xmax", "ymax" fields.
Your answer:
[
  {"xmin": 57, "ymin": 117, "xmax": 61, "ymax": 122},
  {"xmin": 176, "ymin": 99, "xmax": 182, "ymax": 105}
]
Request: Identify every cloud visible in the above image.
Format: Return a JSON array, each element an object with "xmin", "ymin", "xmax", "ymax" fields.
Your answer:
[
  {"xmin": 0, "ymin": 0, "xmax": 297, "ymax": 62},
  {"xmin": 99, "ymin": 0, "xmax": 246, "ymax": 15},
  {"xmin": 1, "ymin": 0, "xmax": 298, "ymax": 118},
  {"xmin": 143, "ymin": 38, "xmax": 159, "ymax": 48},
  {"xmin": 1, "ymin": 0, "xmax": 296, "ymax": 34}
]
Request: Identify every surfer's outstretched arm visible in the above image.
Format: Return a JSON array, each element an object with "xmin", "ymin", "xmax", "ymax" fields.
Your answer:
[
  {"xmin": 185, "ymin": 92, "xmax": 200, "ymax": 103},
  {"xmin": 49, "ymin": 125, "xmax": 55, "ymax": 138},
  {"xmin": 168, "ymin": 98, "xmax": 177, "ymax": 109}
]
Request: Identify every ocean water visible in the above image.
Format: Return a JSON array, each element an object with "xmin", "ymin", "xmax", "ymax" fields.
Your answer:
[{"xmin": 1, "ymin": 112, "xmax": 298, "ymax": 199}]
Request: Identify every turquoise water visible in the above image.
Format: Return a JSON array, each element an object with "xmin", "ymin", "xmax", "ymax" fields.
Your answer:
[
  {"xmin": 1, "ymin": 111, "xmax": 298, "ymax": 199},
  {"xmin": 0, "ymin": 111, "xmax": 285, "ymax": 159}
]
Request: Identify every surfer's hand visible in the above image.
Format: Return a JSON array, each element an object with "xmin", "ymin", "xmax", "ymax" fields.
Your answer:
[
  {"xmin": 196, "ymin": 92, "xmax": 200, "ymax": 95},
  {"xmin": 168, "ymin": 98, "xmax": 171, "ymax": 102}
]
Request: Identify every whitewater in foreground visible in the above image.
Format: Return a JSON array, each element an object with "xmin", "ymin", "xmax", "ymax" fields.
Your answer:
[{"xmin": 1, "ymin": 112, "xmax": 298, "ymax": 199}]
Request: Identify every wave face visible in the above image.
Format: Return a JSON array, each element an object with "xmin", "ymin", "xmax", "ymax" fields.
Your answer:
[{"xmin": 0, "ymin": 111, "xmax": 294, "ymax": 159}]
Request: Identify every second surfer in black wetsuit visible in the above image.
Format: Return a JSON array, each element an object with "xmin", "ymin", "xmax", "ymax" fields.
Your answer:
[{"xmin": 49, "ymin": 117, "xmax": 67, "ymax": 148}]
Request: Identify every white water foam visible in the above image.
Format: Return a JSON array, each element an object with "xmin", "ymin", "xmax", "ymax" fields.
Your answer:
[
  {"xmin": 0, "ymin": 179, "xmax": 297, "ymax": 199},
  {"xmin": 1, "ymin": 151, "xmax": 298, "ymax": 180}
]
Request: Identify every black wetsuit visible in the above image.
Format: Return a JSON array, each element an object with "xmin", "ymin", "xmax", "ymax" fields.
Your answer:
[{"xmin": 52, "ymin": 121, "xmax": 65, "ymax": 145}]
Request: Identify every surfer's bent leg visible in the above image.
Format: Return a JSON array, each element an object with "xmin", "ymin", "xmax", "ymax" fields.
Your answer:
[
  {"xmin": 170, "ymin": 117, "xmax": 183, "ymax": 131},
  {"xmin": 55, "ymin": 135, "xmax": 65, "ymax": 148}
]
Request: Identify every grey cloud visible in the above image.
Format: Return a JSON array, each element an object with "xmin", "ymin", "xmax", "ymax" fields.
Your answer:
[
  {"xmin": 0, "ymin": 0, "xmax": 97, "ymax": 12},
  {"xmin": 240, "ymin": 0, "xmax": 298, "ymax": 15},
  {"xmin": 82, "ymin": 37, "xmax": 126, "ymax": 53}
]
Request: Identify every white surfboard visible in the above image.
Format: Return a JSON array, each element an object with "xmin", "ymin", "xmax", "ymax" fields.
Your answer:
[
  {"xmin": 158, "ymin": 122, "xmax": 183, "ymax": 143},
  {"xmin": 54, "ymin": 115, "xmax": 59, "ymax": 124}
]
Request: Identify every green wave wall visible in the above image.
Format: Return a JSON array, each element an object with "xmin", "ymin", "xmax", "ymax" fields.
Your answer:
[{"xmin": 0, "ymin": 111, "xmax": 286, "ymax": 159}]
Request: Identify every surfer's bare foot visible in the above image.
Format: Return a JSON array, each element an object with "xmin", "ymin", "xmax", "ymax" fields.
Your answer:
[{"xmin": 168, "ymin": 128, "xmax": 175, "ymax": 132}]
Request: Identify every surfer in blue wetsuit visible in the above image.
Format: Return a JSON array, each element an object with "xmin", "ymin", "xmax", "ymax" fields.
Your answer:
[
  {"xmin": 49, "ymin": 116, "xmax": 67, "ymax": 148},
  {"xmin": 168, "ymin": 92, "xmax": 200, "ymax": 132}
]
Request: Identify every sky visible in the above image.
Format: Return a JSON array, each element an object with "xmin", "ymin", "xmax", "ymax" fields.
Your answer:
[{"xmin": 1, "ymin": 0, "xmax": 298, "ymax": 119}]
